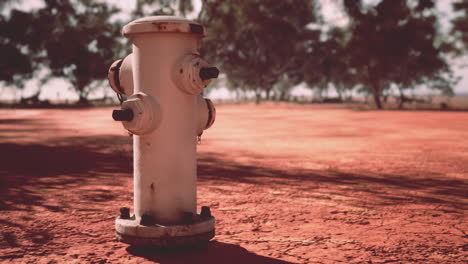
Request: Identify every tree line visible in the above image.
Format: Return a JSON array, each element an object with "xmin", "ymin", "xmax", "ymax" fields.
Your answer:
[{"xmin": 1, "ymin": 0, "xmax": 467, "ymax": 108}]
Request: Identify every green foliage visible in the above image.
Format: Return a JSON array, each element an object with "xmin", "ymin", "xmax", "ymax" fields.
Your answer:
[
  {"xmin": 0, "ymin": 0, "xmax": 461, "ymax": 105},
  {"xmin": 302, "ymin": 27, "xmax": 358, "ymax": 100},
  {"xmin": 0, "ymin": 0, "xmax": 196, "ymax": 103},
  {"xmin": 0, "ymin": 0, "xmax": 124, "ymax": 103},
  {"xmin": 132, "ymin": 0, "xmax": 193, "ymax": 18},
  {"xmin": 199, "ymin": 0, "xmax": 319, "ymax": 102},
  {"xmin": 342, "ymin": 0, "xmax": 455, "ymax": 108},
  {"xmin": 0, "ymin": 6, "xmax": 34, "ymax": 88},
  {"xmin": 452, "ymin": 0, "xmax": 468, "ymax": 54},
  {"xmin": 27, "ymin": 0, "xmax": 123, "ymax": 103}
]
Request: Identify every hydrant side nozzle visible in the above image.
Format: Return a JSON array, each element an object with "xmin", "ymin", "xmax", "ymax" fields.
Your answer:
[
  {"xmin": 112, "ymin": 109, "xmax": 134, "ymax": 121},
  {"xmin": 108, "ymin": 59, "xmax": 125, "ymax": 94},
  {"xmin": 205, "ymin": 98, "xmax": 216, "ymax": 129},
  {"xmin": 108, "ymin": 54, "xmax": 134, "ymax": 96},
  {"xmin": 199, "ymin": 67, "xmax": 219, "ymax": 81}
]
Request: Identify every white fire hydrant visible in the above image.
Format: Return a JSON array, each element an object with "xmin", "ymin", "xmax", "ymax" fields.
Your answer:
[{"xmin": 107, "ymin": 16, "xmax": 218, "ymax": 247}]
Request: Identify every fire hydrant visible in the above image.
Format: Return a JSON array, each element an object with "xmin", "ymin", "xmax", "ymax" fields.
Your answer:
[{"xmin": 107, "ymin": 16, "xmax": 218, "ymax": 247}]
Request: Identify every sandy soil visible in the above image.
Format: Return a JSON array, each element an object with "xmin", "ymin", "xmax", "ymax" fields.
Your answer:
[{"xmin": 0, "ymin": 103, "xmax": 467, "ymax": 264}]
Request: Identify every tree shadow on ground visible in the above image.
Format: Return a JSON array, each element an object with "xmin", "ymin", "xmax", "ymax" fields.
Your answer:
[
  {"xmin": 2, "ymin": 114, "xmax": 466, "ymax": 263},
  {"xmin": 0, "ymin": 135, "xmax": 132, "ymax": 212},
  {"xmin": 350, "ymin": 106, "xmax": 468, "ymax": 112},
  {"xmin": 198, "ymin": 151, "xmax": 467, "ymax": 210},
  {"xmin": 1, "ymin": 134, "xmax": 466, "ymax": 212},
  {"xmin": 1, "ymin": 116, "xmax": 466, "ymax": 213},
  {"xmin": 126, "ymin": 241, "xmax": 294, "ymax": 264}
]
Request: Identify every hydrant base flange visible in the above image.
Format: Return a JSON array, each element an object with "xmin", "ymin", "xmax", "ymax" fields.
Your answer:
[
  {"xmin": 115, "ymin": 216, "xmax": 215, "ymax": 248},
  {"xmin": 116, "ymin": 230, "xmax": 214, "ymax": 248}
]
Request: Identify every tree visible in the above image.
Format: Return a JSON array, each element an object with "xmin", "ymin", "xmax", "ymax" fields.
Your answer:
[
  {"xmin": 388, "ymin": 0, "xmax": 457, "ymax": 107},
  {"xmin": 132, "ymin": 0, "xmax": 194, "ymax": 18},
  {"xmin": 24, "ymin": 0, "xmax": 124, "ymax": 104},
  {"xmin": 452, "ymin": 0, "xmax": 468, "ymax": 54},
  {"xmin": 1, "ymin": 0, "xmax": 198, "ymax": 104},
  {"xmin": 302, "ymin": 26, "xmax": 358, "ymax": 101},
  {"xmin": 0, "ymin": 4, "xmax": 35, "ymax": 91},
  {"xmin": 199, "ymin": 0, "xmax": 319, "ymax": 103},
  {"xmin": 0, "ymin": 0, "xmax": 124, "ymax": 104},
  {"xmin": 342, "ymin": 0, "xmax": 455, "ymax": 109}
]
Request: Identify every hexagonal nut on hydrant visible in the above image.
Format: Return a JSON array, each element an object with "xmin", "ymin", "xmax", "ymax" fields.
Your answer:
[{"xmin": 120, "ymin": 92, "xmax": 161, "ymax": 135}]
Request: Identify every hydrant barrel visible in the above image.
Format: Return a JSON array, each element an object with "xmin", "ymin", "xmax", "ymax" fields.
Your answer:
[
  {"xmin": 123, "ymin": 16, "xmax": 212, "ymax": 225},
  {"xmin": 112, "ymin": 16, "xmax": 217, "ymax": 247}
]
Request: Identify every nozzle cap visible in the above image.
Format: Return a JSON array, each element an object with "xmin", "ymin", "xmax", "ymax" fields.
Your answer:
[{"xmin": 112, "ymin": 109, "xmax": 134, "ymax": 121}]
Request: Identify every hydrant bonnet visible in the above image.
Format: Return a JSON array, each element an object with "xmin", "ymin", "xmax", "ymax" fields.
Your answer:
[{"xmin": 122, "ymin": 16, "xmax": 205, "ymax": 37}]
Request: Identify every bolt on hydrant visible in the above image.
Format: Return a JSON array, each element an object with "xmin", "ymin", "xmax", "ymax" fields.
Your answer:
[{"xmin": 107, "ymin": 16, "xmax": 218, "ymax": 247}]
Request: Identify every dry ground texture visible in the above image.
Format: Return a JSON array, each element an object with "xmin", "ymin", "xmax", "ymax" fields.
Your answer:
[{"xmin": 0, "ymin": 103, "xmax": 467, "ymax": 264}]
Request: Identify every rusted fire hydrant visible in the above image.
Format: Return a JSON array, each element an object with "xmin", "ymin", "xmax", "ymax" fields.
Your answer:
[{"xmin": 108, "ymin": 16, "xmax": 218, "ymax": 247}]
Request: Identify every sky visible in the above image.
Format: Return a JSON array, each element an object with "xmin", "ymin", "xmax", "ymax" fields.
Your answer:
[{"xmin": 1, "ymin": 0, "xmax": 467, "ymax": 101}]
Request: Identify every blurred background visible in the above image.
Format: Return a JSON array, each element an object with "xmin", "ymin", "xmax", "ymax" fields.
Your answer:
[{"xmin": 0, "ymin": 0, "xmax": 467, "ymax": 109}]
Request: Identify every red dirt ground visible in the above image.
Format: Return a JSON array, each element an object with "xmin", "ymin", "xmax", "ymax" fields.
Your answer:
[{"xmin": 0, "ymin": 103, "xmax": 467, "ymax": 264}]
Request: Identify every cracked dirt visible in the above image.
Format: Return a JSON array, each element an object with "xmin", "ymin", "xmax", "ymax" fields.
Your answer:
[{"xmin": 0, "ymin": 103, "xmax": 467, "ymax": 263}]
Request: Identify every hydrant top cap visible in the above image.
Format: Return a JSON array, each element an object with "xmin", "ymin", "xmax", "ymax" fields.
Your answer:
[{"xmin": 123, "ymin": 16, "xmax": 205, "ymax": 37}]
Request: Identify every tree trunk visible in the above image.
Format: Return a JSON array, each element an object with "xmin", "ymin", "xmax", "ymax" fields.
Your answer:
[
  {"xmin": 366, "ymin": 66, "xmax": 383, "ymax": 109},
  {"xmin": 279, "ymin": 90, "xmax": 287, "ymax": 101},
  {"xmin": 369, "ymin": 79, "xmax": 383, "ymax": 109},
  {"xmin": 235, "ymin": 90, "xmax": 241, "ymax": 101},
  {"xmin": 336, "ymin": 84, "xmax": 343, "ymax": 101},
  {"xmin": 77, "ymin": 93, "xmax": 90, "ymax": 105},
  {"xmin": 371, "ymin": 87, "xmax": 383, "ymax": 109},
  {"xmin": 255, "ymin": 90, "xmax": 262, "ymax": 104},
  {"xmin": 265, "ymin": 88, "xmax": 271, "ymax": 101},
  {"xmin": 347, "ymin": 89, "xmax": 353, "ymax": 102},
  {"xmin": 398, "ymin": 87, "xmax": 405, "ymax": 109}
]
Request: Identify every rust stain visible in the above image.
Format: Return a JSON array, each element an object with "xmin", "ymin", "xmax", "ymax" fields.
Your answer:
[{"xmin": 152, "ymin": 22, "xmax": 168, "ymax": 30}]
